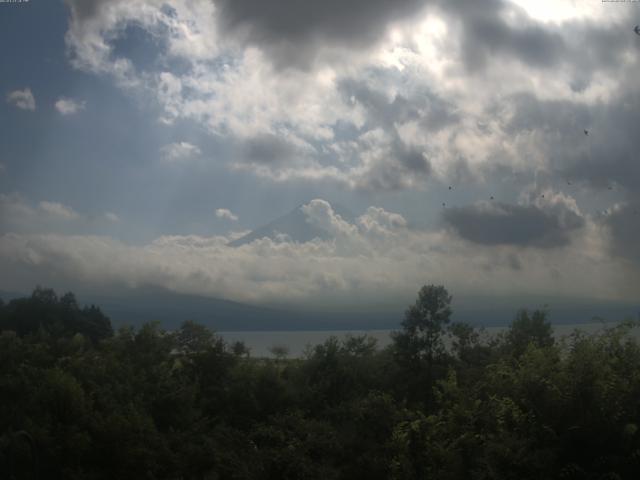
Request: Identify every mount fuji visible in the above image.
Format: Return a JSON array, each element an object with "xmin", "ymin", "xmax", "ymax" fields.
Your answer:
[{"xmin": 228, "ymin": 201, "xmax": 356, "ymax": 247}]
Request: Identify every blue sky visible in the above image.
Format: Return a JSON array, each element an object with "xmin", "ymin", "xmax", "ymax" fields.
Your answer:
[{"xmin": 1, "ymin": 0, "xmax": 639, "ymax": 313}]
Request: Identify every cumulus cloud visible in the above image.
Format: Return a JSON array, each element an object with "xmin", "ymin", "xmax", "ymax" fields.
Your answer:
[
  {"xmin": 160, "ymin": 142, "xmax": 202, "ymax": 163},
  {"xmin": 215, "ymin": 208, "xmax": 239, "ymax": 222},
  {"xmin": 60, "ymin": 0, "xmax": 640, "ymax": 196},
  {"xmin": 55, "ymin": 97, "xmax": 86, "ymax": 115},
  {"xmin": 301, "ymin": 199, "xmax": 361, "ymax": 251},
  {"xmin": 6, "ymin": 88, "xmax": 36, "ymax": 111}
]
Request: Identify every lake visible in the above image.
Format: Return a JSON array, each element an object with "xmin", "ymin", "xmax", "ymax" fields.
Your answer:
[{"xmin": 219, "ymin": 321, "xmax": 636, "ymax": 358}]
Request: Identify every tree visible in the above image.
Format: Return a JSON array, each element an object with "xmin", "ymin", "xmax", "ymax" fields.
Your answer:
[
  {"xmin": 0, "ymin": 287, "xmax": 112, "ymax": 341},
  {"xmin": 175, "ymin": 320, "xmax": 216, "ymax": 355},
  {"xmin": 505, "ymin": 308, "xmax": 554, "ymax": 357},
  {"xmin": 393, "ymin": 285, "xmax": 453, "ymax": 367},
  {"xmin": 392, "ymin": 285, "xmax": 453, "ymax": 405},
  {"xmin": 269, "ymin": 344, "xmax": 290, "ymax": 361}
]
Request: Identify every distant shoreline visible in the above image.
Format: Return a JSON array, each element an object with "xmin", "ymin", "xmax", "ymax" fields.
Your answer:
[{"xmin": 219, "ymin": 321, "xmax": 637, "ymax": 358}]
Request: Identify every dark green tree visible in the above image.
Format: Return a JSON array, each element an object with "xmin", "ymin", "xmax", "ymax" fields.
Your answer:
[
  {"xmin": 392, "ymin": 285, "xmax": 453, "ymax": 405},
  {"xmin": 393, "ymin": 285, "xmax": 452, "ymax": 367},
  {"xmin": 505, "ymin": 308, "xmax": 554, "ymax": 357}
]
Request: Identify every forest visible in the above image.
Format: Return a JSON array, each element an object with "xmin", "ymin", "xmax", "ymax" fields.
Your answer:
[{"xmin": 1, "ymin": 285, "xmax": 640, "ymax": 479}]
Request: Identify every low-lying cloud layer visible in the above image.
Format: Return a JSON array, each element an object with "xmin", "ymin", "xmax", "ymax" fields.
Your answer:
[{"xmin": 0, "ymin": 199, "xmax": 636, "ymax": 308}]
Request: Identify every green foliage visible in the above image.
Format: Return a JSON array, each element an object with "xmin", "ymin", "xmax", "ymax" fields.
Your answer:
[
  {"xmin": 0, "ymin": 287, "xmax": 112, "ymax": 342},
  {"xmin": 391, "ymin": 285, "xmax": 454, "ymax": 405},
  {"xmin": 504, "ymin": 308, "xmax": 554, "ymax": 357},
  {"xmin": 394, "ymin": 284, "xmax": 453, "ymax": 365},
  {"xmin": 1, "ymin": 287, "xmax": 640, "ymax": 479}
]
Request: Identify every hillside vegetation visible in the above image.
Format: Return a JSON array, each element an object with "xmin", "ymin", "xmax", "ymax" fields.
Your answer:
[{"xmin": 1, "ymin": 286, "xmax": 640, "ymax": 479}]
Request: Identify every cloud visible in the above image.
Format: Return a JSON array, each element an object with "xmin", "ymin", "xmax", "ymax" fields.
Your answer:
[
  {"xmin": 0, "ymin": 199, "xmax": 635, "ymax": 308},
  {"xmin": 237, "ymin": 134, "xmax": 315, "ymax": 166},
  {"xmin": 0, "ymin": 193, "xmax": 122, "ymax": 235},
  {"xmin": 604, "ymin": 202, "xmax": 640, "ymax": 265},
  {"xmin": 64, "ymin": 0, "xmax": 125, "ymax": 21},
  {"xmin": 442, "ymin": 197, "xmax": 585, "ymax": 248},
  {"xmin": 358, "ymin": 206, "xmax": 407, "ymax": 232},
  {"xmin": 38, "ymin": 201, "xmax": 81, "ymax": 220},
  {"xmin": 6, "ymin": 88, "xmax": 36, "ymax": 111},
  {"xmin": 436, "ymin": 0, "xmax": 566, "ymax": 72},
  {"xmin": 301, "ymin": 199, "xmax": 360, "ymax": 240},
  {"xmin": 55, "ymin": 97, "xmax": 86, "ymax": 115},
  {"xmin": 0, "ymin": 163, "xmax": 5, "ymax": 174},
  {"xmin": 160, "ymin": 142, "xmax": 202, "ymax": 163},
  {"xmin": 1, "ymin": 194, "xmax": 81, "ymax": 234},
  {"xmin": 60, "ymin": 0, "xmax": 640, "ymax": 201},
  {"xmin": 214, "ymin": 0, "xmax": 429, "ymax": 69},
  {"xmin": 0, "ymin": 193, "xmax": 35, "ymax": 220},
  {"xmin": 215, "ymin": 208, "xmax": 239, "ymax": 222},
  {"xmin": 105, "ymin": 212, "xmax": 120, "ymax": 222}
]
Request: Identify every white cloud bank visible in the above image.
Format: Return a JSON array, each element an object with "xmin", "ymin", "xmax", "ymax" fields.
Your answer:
[{"xmin": 0, "ymin": 199, "xmax": 636, "ymax": 309}]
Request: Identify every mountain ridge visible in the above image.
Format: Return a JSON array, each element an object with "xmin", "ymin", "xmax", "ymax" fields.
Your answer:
[{"xmin": 229, "ymin": 200, "xmax": 356, "ymax": 247}]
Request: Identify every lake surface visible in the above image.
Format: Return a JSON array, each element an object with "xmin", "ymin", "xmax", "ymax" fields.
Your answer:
[{"xmin": 219, "ymin": 321, "xmax": 635, "ymax": 358}]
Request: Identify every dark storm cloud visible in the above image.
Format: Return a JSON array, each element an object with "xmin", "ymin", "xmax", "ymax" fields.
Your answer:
[
  {"xmin": 336, "ymin": 78, "xmax": 444, "ymax": 190},
  {"xmin": 443, "ymin": 202, "xmax": 585, "ymax": 248},
  {"xmin": 339, "ymin": 76, "xmax": 460, "ymax": 132},
  {"xmin": 503, "ymin": 91, "xmax": 640, "ymax": 194},
  {"xmin": 564, "ymin": 94, "xmax": 640, "ymax": 194},
  {"xmin": 354, "ymin": 146, "xmax": 432, "ymax": 191},
  {"xmin": 67, "ymin": 0, "xmax": 630, "ymax": 78},
  {"xmin": 499, "ymin": 75, "xmax": 640, "ymax": 265},
  {"xmin": 339, "ymin": 78, "xmax": 421, "ymax": 128},
  {"xmin": 237, "ymin": 134, "xmax": 313, "ymax": 167},
  {"xmin": 213, "ymin": 0, "xmax": 428, "ymax": 67},
  {"xmin": 214, "ymin": 0, "xmax": 634, "ymax": 74},
  {"xmin": 504, "ymin": 93, "xmax": 590, "ymax": 136},
  {"xmin": 439, "ymin": 0, "xmax": 566, "ymax": 71},
  {"xmin": 213, "ymin": 0, "xmax": 570, "ymax": 71}
]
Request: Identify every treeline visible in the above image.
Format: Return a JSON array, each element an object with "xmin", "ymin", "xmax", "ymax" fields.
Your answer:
[{"xmin": 1, "ymin": 286, "xmax": 640, "ymax": 479}]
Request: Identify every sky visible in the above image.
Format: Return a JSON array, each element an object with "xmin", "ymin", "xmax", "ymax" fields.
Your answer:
[{"xmin": 1, "ymin": 0, "xmax": 639, "ymax": 314}]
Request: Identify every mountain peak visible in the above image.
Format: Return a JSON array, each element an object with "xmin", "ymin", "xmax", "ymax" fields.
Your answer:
[{"xmin": 229, "ymin": 199, "xmax": 356, "ymax": 247}]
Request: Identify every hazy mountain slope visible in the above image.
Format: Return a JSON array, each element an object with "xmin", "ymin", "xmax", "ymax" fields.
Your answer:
[{"xmin": 229, "ymin": 202, "xmax": 356, "ymax": 247}]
